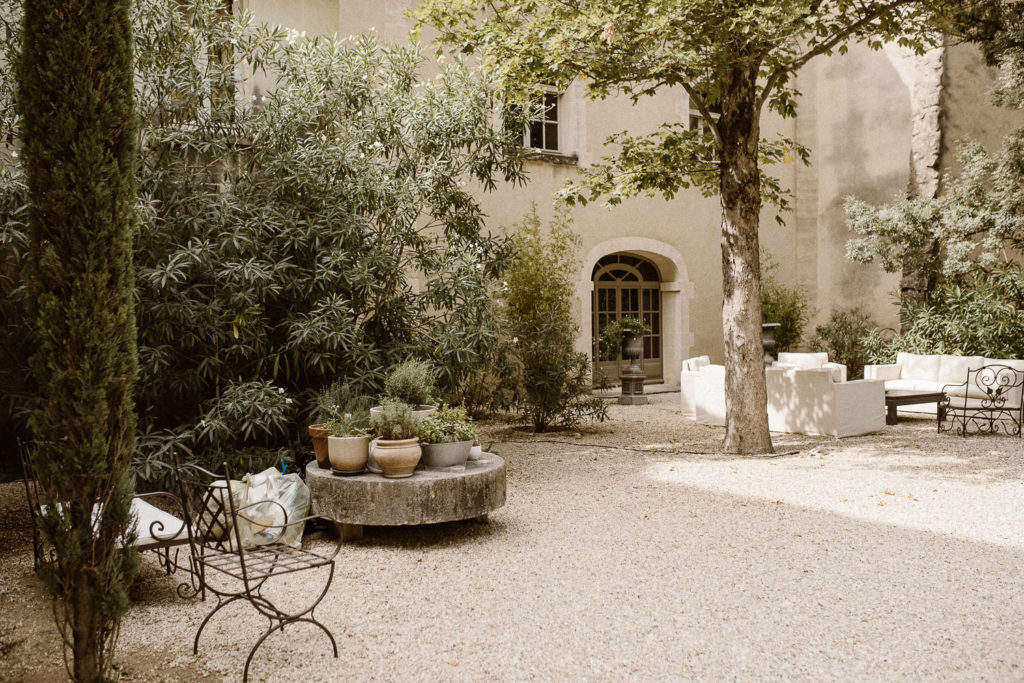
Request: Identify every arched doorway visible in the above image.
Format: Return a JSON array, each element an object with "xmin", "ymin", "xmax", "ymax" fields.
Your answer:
[{"xmin": 592, "ymin": 253, "xmax": 663, "ymax": 384}]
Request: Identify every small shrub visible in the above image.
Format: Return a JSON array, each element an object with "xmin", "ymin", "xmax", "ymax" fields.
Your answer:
[
  {"xmin": 761, "ymin": 249, "xmax": 814, "ymax": 352},
  {"xmin": 369, "ymin": 400, "xmax": 421, "ymax": 440},
  {"xmin": 195, "ymin": 380, "xmax": 294, "ymax": 448},
  {"xmin": 383, "ymin": 360, "xmax": 437, "ymax": 407},
  {"xmin": 419, "ymin": 406, "xmax": 477, "ymax": 444},
  {"xmin": 503, "ymin": 205, "xmax": 608, "ymax": 432},
  {"xmin": 807, "ymin": 308, "xmax": 878, "ymax": 380},
  {"xmin": 325, "ymin": 414, "xmax": 368, "ymax": 437}
]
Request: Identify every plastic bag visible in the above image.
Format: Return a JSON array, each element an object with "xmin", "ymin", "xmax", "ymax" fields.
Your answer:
[{"xmin": 239, "ymin": 467, "xmax": 311, "ymax": 548}]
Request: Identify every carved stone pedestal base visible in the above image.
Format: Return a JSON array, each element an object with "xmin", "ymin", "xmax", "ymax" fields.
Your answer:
[{"xmin": 619, "ymin": 372, "xmax": 648, "ymax": 405}]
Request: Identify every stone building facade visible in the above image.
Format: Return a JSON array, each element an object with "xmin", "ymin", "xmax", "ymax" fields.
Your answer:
[{"xmin": 244, "ymin": 0, "xmax": 1021, "ymax": 383}]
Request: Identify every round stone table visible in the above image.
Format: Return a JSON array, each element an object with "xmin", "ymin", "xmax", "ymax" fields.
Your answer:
[{"xmin": 305, "ymin": 453, "xmax": 506, "ymax": 540}]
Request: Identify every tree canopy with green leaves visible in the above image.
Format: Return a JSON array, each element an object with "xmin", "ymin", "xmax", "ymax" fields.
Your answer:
[{"xmin": 418, "ymin": 0, "xmax": 981, "ymax": 453}]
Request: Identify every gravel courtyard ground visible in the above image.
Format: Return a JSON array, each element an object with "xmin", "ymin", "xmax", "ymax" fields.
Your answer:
[{"xmin": 2, "ymin": 392, "xmax": 1024, "ymax": 681}]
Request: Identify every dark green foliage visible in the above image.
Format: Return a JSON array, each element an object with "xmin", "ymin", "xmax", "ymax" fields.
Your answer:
[
  {"xmin": 808, "ymin": 308, "xmax": 878, "ymax": 380},
  {"xmin": 0, "ymin": 1, "xmax": 525, "ymax": 481},
  {"xmin": 503, "ymin": 206, "xmax": 608, "ymax": 432},
  {"xmin": 869, "ymin": 266, "xmax": 1024, "ymax": 361},
  {"xmin": 17, "ymin": 0, "xmax": 139, "ymax": 677},
  {"xmin": 760, "ymin": 250, "xmax": 813, "ymax": 353}
]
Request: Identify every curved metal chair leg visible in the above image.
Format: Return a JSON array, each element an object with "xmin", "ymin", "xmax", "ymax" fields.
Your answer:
[
  {"xmin": 193, "ymin": 593, "xmax": 246, "ymax": 654},
  {"xmin": 243, "ymin": 616, "xmax": 338, "ymax": 682}
]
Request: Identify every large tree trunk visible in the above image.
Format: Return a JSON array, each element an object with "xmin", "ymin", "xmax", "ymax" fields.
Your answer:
[{"xmin": 716, "ymin": 68, "xmax": 774, "ymax": 455}]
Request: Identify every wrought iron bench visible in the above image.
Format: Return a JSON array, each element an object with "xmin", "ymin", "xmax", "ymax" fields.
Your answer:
[
  {"xmin": 172, "ymin": 456, "xmax": 341, "ymax": 682},
  {"xmin": 18, "ymin": 440, "xmax": 190, "ymax": 575},
  {"xmin": 939, "ymin": 364, "xmax": 1024, "ymax": 437}
]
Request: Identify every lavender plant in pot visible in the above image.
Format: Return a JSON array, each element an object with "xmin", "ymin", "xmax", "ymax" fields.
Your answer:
[
  {"xmin": 419, "ymin": 406, "xmax": 477, "ymax": 469},
  {"xmin": 371, "ymin": 359, "xmax": 438, "ymax": 417}
]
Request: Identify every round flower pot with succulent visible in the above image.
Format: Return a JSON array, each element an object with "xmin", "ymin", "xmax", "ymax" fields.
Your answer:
[
  {"xmin": 368, "ymin": 400, "xmax": 422, "ymax": 478},
  {"xmin": 419, "ymin": 406, "xmax": 477, "ymax": 469},
  {"xmin": 326, "ymin": 414, "xmax": 371, "ymax": 474}
]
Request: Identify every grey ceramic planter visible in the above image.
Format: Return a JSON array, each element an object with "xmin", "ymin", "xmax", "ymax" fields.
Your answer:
[{"xmin": 420, "ymin": 440, "xmax": 473, "ymax": 468}]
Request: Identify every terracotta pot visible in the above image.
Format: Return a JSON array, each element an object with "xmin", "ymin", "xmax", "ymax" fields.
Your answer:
[
  {"xmin": 373, "ymin": 438, "xmax": 421, "ymax": 478},
  {"xmin": 327, "ymin": 435, "xmax": 370, "ymax": 473},
  {"xmin": 421, "ymin": 440, "xmax": 473, "ymax": 468},
  {"xmin": 308, "ymin": 423, "xmax": 331, "ymax": 469}
]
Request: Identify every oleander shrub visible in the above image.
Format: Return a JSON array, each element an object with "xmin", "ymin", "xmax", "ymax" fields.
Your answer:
[
  {"xmin": 807, "ymin": 308, "xmax": 878, "ymax": 380},
  {"xmin": 0, "ymin": 0, "xmax": 526, "ymax": 480}
]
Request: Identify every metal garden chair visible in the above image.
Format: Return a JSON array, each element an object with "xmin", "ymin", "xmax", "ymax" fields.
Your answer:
[{"xmin": 172, "ymin": 456, "xmax": 341, "ymax": 682}]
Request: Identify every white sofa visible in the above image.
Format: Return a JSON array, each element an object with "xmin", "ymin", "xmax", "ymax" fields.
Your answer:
[
  {"xmin": 681, "ymin": 357, "xmax": 885, "ymax": 437},
  {"xmin": 680, "ymin": 355, "xmax": 712, "ymax": 420},
  {"xmin": 865, "ymin": 352, "xmax": 1024, "ymax": 415}
]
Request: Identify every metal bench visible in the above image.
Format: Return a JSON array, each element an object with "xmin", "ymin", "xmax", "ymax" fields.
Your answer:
[{"xmin": 18, "ymin": 440, "xmax": 190, "ymax": 576}]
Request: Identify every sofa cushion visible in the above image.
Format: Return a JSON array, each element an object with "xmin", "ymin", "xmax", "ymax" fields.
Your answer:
[
  {"xmin": 776, "ymin": 352, "xmax": 828, "ymax": 370},
  {"xmin": 885, "ymin": 378, "xmax": 948, "ymax": 394},
  {"xmin": 937, "ymin": 355, "xmax": 986, "ymax": 383},
  {"xmin": 897, "ymin": 352, "xmax": 940, "ymax": 381}
]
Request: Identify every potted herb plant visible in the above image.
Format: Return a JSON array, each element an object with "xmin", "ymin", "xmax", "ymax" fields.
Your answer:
[
  {"xmin": 368, "ymin": 400, "xmax": 422, "ymax": 478},
  {"xmin": 326, "ymin": 413, "xmax": 371, "ymax": 474},
  {"xmin": 372, "ymin": 359, "xmax": 438, "ymax": 417},
  {"xmin": 311, "ymin": 382, "xmax": 373, "ymax": 469},
  {"xmin": 419, "ymin": 405, "xmax": 477, "ymax": 468}
]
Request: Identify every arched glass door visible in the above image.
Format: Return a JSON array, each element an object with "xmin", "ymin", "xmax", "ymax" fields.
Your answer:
[{"xmin": 592, "ymin": 254, "xmax": 662, "ymax": 384}]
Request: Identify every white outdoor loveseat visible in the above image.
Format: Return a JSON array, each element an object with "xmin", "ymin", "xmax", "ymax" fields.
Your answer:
[
  {"xmin": 681, "ymin": 353, "xmax": 885, "ymax": 437},
  {"xmin": 865, "ymin": 352, "xmax": 1024, "ymax": 416}
]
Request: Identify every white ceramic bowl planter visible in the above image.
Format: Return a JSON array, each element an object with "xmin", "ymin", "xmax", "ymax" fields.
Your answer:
[
  {"xmin": 327, "ymin": 435, "xmax": 371, "ymax": 473},
  {"xmin": 421, "ymin": 440, "xmax": 473, "ymax": 468}
]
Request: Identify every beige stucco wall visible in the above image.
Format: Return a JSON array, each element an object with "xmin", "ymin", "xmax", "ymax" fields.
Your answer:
[{"xmin": 242, "ymin": 1, "xmax": 1018, "ymax": 379}]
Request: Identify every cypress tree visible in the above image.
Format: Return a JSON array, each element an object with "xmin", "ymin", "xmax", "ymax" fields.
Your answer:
[{"xmin": 18, "ymin": 0, "xmax": 139, "ymax": 679}]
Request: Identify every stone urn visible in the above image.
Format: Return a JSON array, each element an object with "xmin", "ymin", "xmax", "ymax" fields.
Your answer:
[
  {"xmin": 621, "ymin": 331, "xmax": 644, "ymax": 374},
  {"xmin": 421, "ymin": 440, "xmax": 473, "ymax": 469},
  {"xmin": 327, "ymin": 435, "xmax": 370, "ymax": 473},
  {"xmin": 372, "ymin": 438, "xmax": 422, "ymax": 478},
  {"xmin": 308, "ymin": 423, "xmax": 331, "ymax": 469}
]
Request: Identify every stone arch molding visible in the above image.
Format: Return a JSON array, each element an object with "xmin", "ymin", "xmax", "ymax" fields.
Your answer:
[{"xmin": 576, "ymin": 237, "xmax": 695, "ymax": 384}]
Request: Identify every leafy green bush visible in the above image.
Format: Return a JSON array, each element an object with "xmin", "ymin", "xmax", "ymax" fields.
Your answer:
[
  {"xmin": 807, "ymin": 308, "xmax": 878, "ymax": 380},
  {"xmin": 383, "ymin": 360, "xmax": 437, "ymax": 407},
  {"xmin": 503, "ymin": 205, "xmax": 608, "ymax": 432},
  {"xmin": 868, "ymin": 266, "xmax": 1024, "ymax": 361},
  {"xmin": 419, "ymin": 405, "xmax": 476, "ymax": 444},
  {"xmin": 760, "ymin": 249, "xmax": 814, "ymax": 352},
  {"xmin": 0, "ymin": 1, "xmax": 526, "ymax": 480}
]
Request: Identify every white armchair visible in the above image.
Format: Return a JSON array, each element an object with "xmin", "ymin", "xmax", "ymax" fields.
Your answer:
[
  {"xmin": 765, "ymin": 366, "xmax": 885, "ymax": 437},
  {"xmin": 684, "ymin": 362, "xmax": 885, "ymax": 437},
  {"xmin": 679, "ymin": 355, "xmax": 712, "ymax": 420}
]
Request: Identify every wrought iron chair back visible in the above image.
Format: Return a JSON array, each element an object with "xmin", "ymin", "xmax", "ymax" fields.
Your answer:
[{"xmin": 941, "ymin": 364, "xmax": 1024, "ymax": 436}]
